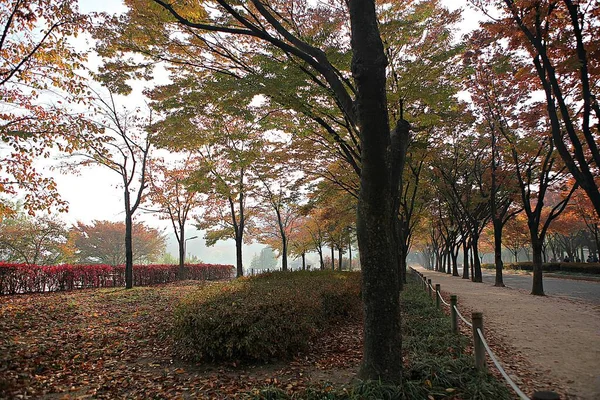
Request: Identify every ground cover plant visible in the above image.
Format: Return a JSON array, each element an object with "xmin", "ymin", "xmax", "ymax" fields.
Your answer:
[{"xmin": 0, "ymin": 271, "xmax": 510, "ymax": 399}]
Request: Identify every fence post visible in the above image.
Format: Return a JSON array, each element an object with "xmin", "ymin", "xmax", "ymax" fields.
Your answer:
[
  {"xmin": 532, "ymin": 391, "xmax": 560, "ymax": 400},
  {"xmin": 450, "ymin": 295, "xmax": 458, "ymax": 333},
  {"xmin": 472, "ymin": 312, "xmax": 485, "ymax": 371},
  {"xmin": 428, "ymin": 279, "xmax": 432, "ymax": 298},
  {"xmin": 435, "ymin": 284, "xmax": 441, "ymax": 309}
]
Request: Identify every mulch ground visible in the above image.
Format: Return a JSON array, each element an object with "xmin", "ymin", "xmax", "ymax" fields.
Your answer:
[{"xmin": 0, "ymin": 281, "xmax": 362, "ymax": 399}]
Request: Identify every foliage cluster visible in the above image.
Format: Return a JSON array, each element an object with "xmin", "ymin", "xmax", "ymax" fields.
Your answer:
[
  {"xmin": 0, "ymin": 263, "xmax": 234, "ymax": 295},
  {"xmin": 172, "ymin": 271, "xmax": 362, "ymax": 362},
  {"xmin": 245, "ymin": 275, "xmax": 511, "ymax": 399},
  {"xmin": 482, "ymin": 262, "xmax": 600, "ymax": 275}
]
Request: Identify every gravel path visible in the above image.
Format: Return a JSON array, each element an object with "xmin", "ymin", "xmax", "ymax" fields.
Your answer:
[{"xmin": 412, "ymin": 266, "xmax": 600, "ymax": 400}]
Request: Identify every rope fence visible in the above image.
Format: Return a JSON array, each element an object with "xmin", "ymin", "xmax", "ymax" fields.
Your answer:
[{"xmin": 409, "ymin": 267, "xmax": 561, "ymax": 400}]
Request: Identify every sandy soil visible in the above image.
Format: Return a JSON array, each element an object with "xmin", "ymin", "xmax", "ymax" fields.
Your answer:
[{"xmin": 413, "ymin": 266, "xmax": 600, "ymax": 400}]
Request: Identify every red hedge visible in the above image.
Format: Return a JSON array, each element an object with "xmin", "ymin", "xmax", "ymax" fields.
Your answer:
[{"xmin": 0, "ymin": 263, "xmax": 235, "ymax": 295}]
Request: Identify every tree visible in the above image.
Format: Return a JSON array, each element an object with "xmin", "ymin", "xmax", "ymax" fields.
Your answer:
[
  {"xmin": 100, "ymin": 0, "xmax": 407, "ymax": 382},
  {"xmin": 249, "ymin": 246, "xmax": 277, "ymax": 271},
  {"xmin": 72, "ymin": 89, "xmax": 152, "ymax": 289},
  {"xmin": 147, "ymin": 154, "xmax": 204, "ymax": 277},
  {"xmin": 478, "ymin": 0, "xmax": 600, "ymax": 218},
  {"xmin": 0, "ymin": 212, "xmax": 73, "ymax": 265},
  {"xmin": 71, "ymin": 220, "xmax": 166, "ymax": 265},
  {"xmin": 0, "ymin": 0, "xmax": 94, "ymax": 216}
]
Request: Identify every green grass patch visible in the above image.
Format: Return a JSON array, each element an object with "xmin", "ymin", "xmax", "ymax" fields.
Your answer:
[{"xmin": 172, "ymin": 270, "xmax": 362, "ymax": 362}]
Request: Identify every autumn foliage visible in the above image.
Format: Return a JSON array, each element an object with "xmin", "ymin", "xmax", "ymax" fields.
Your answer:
[{"xmin": 0, "ymin": 263, "xmax": 234, "ymax": 295}]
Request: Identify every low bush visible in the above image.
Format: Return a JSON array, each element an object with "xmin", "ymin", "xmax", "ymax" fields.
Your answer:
[
  {"xmin": 0, "ymin": 262, "xmax": 234, "ymax": 295},
  {"xmin": 482, "ymin": 261, "xmax": 600, "ymax": 275},
  {"xmin": 172, "ymin": 270, "xmax": 362, "ymax": 362}
]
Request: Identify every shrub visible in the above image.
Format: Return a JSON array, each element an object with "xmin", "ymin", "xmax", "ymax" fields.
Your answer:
[
  {"xmin": 0, "ymin": 262, "xmax": 235, "ymax": 295},
  {"xmin": 172, "ymin": 271, "xmax": 362, "ymax": 362}
]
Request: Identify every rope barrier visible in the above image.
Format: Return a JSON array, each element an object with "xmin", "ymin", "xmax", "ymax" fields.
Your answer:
[
  {"xmin": 477, "ymin": 328, "xmax": 530, "ymax": 400},
  {"xmin": 437, "ymin": 290, "xmax": 450, "ymax": 306},
  {"xmin": 453, "ymin": 305, "xmax": 473, "ymax": 327}
]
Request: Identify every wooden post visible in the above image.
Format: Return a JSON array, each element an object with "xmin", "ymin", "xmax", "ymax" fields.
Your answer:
[
  {"xmin": 450, "ymin": 295, "xmax": 458, "ymax": 334},
  {"xmin": 435, "ymin": 284, "xmax": 441, "ymax": 309},
  {"xmin": 472, "ymin": 312, "xmax": 485, "ymax": 371},
  {"xmin": 428, "ymin": 279, "xmax": 432, "ymax": 298},
  {"xmin": 532, "ymin": 391, "xmax": 560, "ymax": 400}
]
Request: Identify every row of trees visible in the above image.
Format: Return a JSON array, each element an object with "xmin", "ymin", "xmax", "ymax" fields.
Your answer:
[
  {"xmin": 2, "ymin": 0, "xmax": 598, "ymax": 386},
  {"xmin": 0, "ymin": 213, "xmax": 166, "ymax": 265}
]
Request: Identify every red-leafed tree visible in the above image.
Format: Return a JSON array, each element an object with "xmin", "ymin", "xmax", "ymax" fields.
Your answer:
[
  {"xmin": 71, "ymin": 220, "xmax": 166, "ymax": 265},
  {"xmin": 474, "ymin": 0, "xmax": 600, "ymax": 218}
]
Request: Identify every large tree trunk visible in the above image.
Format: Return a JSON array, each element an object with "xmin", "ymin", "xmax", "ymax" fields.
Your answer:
[
  {"xmin": 338, "ymin": 246, "xmax": 343, "ymax": 271},
  {"xmin": 462, "ymin": 239, "xmax": 470, "ymax": 279},
  {"xmin": 350, "ymin": 0, "xmax": 402, "ymax": 384},
  {"xmin": 493, "ymin": 219, "xmax": 505, "ymax": 287},
  {"xmin": 531, "ymin": 238, "xmax": 545, "ymax": 295}
]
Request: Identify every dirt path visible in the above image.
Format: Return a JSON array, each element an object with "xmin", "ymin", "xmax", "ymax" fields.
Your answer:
[{"xmin": 413, "ymin": 266, "xmax": 600, "ymax": 400}]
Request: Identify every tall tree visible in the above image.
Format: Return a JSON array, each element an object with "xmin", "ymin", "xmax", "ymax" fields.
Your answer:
[{"xmin": 72, "ymin": 90, "xmax": 152, "ymax": 289}]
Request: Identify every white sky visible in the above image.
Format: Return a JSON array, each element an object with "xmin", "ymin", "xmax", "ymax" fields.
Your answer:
[{"xmin": 33, "ymin": 0, "xmax": 484, "ymax": 266}]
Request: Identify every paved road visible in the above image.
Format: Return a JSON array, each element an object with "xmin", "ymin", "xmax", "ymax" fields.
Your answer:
[{"xmin": 451, "ymin": 268, "xmax": 600, "ymax": 304}]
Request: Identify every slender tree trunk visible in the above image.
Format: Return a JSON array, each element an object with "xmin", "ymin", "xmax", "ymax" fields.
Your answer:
[
  {"xmin": 318, "ymin": 245, "xmax": 324, "ymax": 270},
  {"xmin": 235, "ymin": 234, "xmax": 244, "ymax": 277},
  {"xmin": 302, "ymin": 253, "xmax": 306, "ymax": 270},
  {"xmin": 531, "ymin": 238, "xmax": 545, "ymax": 295},
  {"xmin": 349, "ymin": 241, "xmax": 352, "ymax": 271},
  {"xmin": 124, "ymin": 192, "xmax": 133, "ymax": 289},
  {"xmin": 281, "ymin": 236, "xmax": 288, "ymax": 271},
  {"xmin": 472, "ymin": 234, "xmax": 483, "ymax": 282},
  {"xmin": 178, "ymin": 235, "xmax": 185, "ymax": 279},
  {"xmin": 493, "ymin": 220, "xmax": 505, "ymax": 287},
  {"xmin": 350, "ymin": 0, "xmax": 401, "ymax": 383},
  {"xmin": 331, "ymin": 245, "xmax": 335, "ymax": 270},
  {"xmin": 462, "ymin": 239, "xmax": 469, "ymax": 279},
  {"xmin": 452, "ymin": 248, "xmax": 459, "ymax": 277},
  {"xmin": 338, "ymin": 247, "xmax": 343, "ymax": 271}
]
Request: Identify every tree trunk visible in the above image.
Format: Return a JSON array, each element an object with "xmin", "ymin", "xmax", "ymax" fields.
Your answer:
[
  {"xmin": 124, "ymin": 192, "xmax": 133, "ymax": 289},
  {"xmin": 531, "ymin": 238, "xmax": 545, "ymax": 295},
  {"xmin": 462, "ymin": 239, "xmax": 470, "ymax": 279},
  {"xmin": 350, "ymin": 0, "xmax": 402, "ymax": 383},
  {"xmin": 235, "ymin": 234, "xmax": 244, "ymax": 277},
  {"xmin": 302, "ymin": 253, "xmax": 306, "ymax": 270},
  {"xmin": 178, "ymin": 231, "xmax": 185, "ymax": 279},
  {"xmin": 493, "ymin": 220, "xmax": 505, "ymax": 287},
  {"xmin": 471, "ymin": 234, "xmax": 483, "ymax": 282},
  {"xmin": 338, "ymin": 247, "xmax": 343, "ymax": 271},
  {"xmin": 318, "ymin": 245, "xmax": 324, "ymax": 270},
  {"xmin": 281, "ymin": 236, "xmax": 288, "ymax": 271},
  {"xmin": 451, "ymin": 249, "xmax": 459, "ymax": 277},
  {"xmin": 331, "ymin": 245, "xmax": 335, "ymax": 270}
]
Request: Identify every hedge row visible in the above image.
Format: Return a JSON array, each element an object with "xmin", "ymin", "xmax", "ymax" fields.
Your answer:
[
  {"xmin": 0, "ymin": 263, "xmax": 235, "ymax": 295},
  {"xmin": 482, "ymin": 261, "xmax": 600, "ymax": 275}
]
